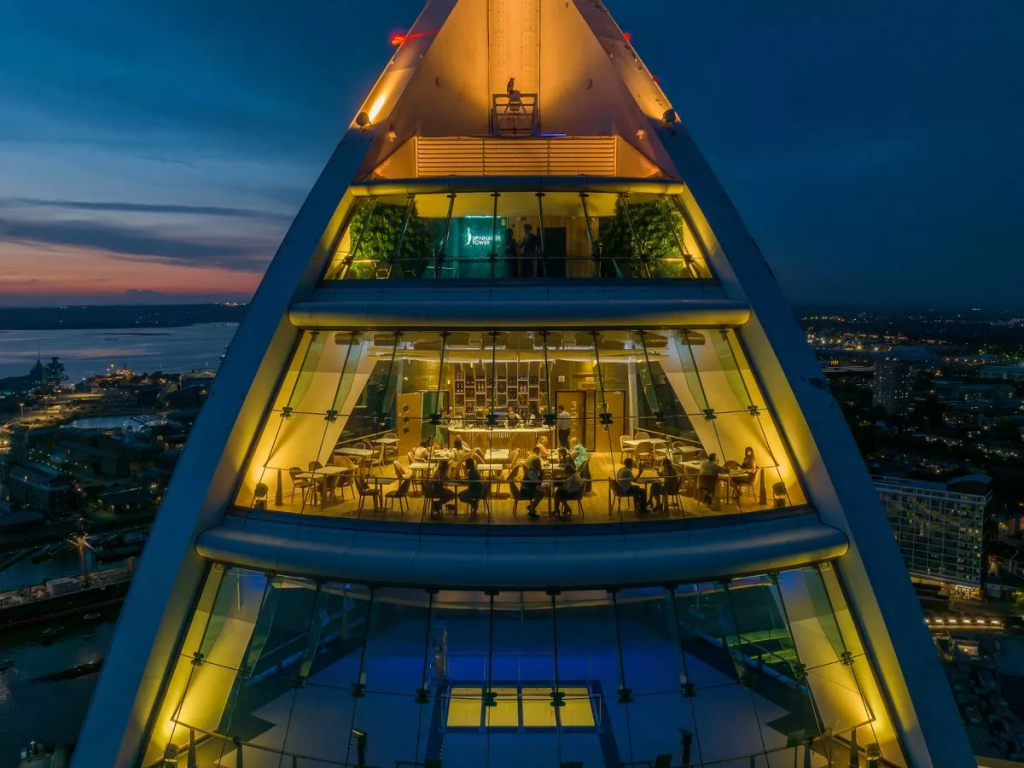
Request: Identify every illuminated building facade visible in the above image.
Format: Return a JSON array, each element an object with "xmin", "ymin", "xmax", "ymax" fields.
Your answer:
[
  {"xmin": 876, "ymin": 474, "xmax": 992, "ymax": 597},
  {"xmin": 75, "ymin": 1, "xmax": 972, "ymax": 766}
]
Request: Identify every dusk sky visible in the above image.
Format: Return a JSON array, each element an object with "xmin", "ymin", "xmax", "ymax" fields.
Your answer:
[{"xmin": 1, "ymin": 0, "xmax": 1021, "ymax": 307}]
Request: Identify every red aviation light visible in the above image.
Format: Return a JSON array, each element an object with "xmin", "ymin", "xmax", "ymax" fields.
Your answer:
[
  {"xmin": 390, "ymin": 33, "xmax": 407, "ymax": 47},
  {"xmin": 623, "ymin": 31, "xmax": 632, "ymax": 43}
]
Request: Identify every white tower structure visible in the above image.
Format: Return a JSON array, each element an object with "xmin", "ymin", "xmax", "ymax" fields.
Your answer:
[{"xmin": 75, "ymin": 2, "xmax": 971, "ymax": 766}]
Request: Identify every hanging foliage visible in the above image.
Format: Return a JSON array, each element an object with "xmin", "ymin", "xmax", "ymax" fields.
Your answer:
[
  {"xmin": 600, "ymin": 197, "xmax": 690, "ymax": 277},
  {"xmin": 347, "ymin": 200, "xmax": 437, "ymax": 278}
]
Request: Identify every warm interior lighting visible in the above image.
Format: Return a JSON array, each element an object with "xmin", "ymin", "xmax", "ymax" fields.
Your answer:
[{"xmin": 367, "ymin": 94, "xmax": 387, "ymax": 123}]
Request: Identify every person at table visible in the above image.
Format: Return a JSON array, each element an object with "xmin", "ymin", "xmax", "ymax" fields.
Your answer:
[
  {"xmin": 741, "ymin": 446, "xmax": 756, "ymax": 472},
  {"xmin": 650, "ymin": 457, "xmax": 680, "ymax": 513},
  {"xmin": 535, "ymin": 435, "xmax": 552, "ymax": 459},
  {"xmin": 569, "ymin": 437, "xmax": 587, "ymax": 469},
  {"xmin": 698, "ymin": 452, "xmax": 725, "ymax": 506},
  {"xmin": 554, "ymin": 459, "xmax": 584, "ymax": 519},
  {"xmin": 502, "ymin": 227, "xmax": 521, "ymax": 277},
  {"xmin": 521, "ymin": 223, "xmax": 542, "ymax": 278},
  {"xmin": 413, "ymin": 440, "xmax": 432, "ymax": 462},
  {"xmin": 731, "ymin": 446, "xmax": 758, "ymax": 501},
  {"xmin": 458, "ymin": 457, "xmax": 484, "ymax": 515},
  {"xmin": 453, "ymin": 436, "xmax": 469, "ymax": 452},
  {"xmin": 616, "ymin": 458, "xmax": 648, "ymax": 515},
  {"xmin": 507, "ymin": 406, "xmax": 522, "ymax": 428},
  {"xmin": 556, "ymin": 405, "xmax": 571, "ymax": 449},
  {"xmin": 557, "ymin": 447, "xmax": 569, "ymax": 464},
  {"xmin": 428, "ymin": 459, "xmax": 457, "ymax": 515},
  {"xmin": 521, "ymin": 456, "xmax": 545, "ymax": 519}
]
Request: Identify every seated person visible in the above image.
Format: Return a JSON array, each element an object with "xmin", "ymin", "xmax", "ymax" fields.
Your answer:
[
  {"xmin": 554, "ymin": 460, "xmax": 584, "ymax": 519},
  {"xmin": 453, "ymin": 436, "xmax": 469, "ymax": 452},
  {"xmin": 428, "ymin": 459, "xmax": 457, "ymax": 514},
  {"xmin": 650, "ymin": 457, "xmax": 680, "ymax": 513},
  {"xmin": 457, "ymin": 457, "xmax": 484, "ymax": 514},
  {"xmin": 615, "ymin": 458, "xmax": 648, "ymax": 514},
  {"xmin": 569, "ymin": 437, "xmax": 587, "ymax": 469},
  {"xmin": 507, "ymin": 406, "xmax": 522, "ymax": 428},
  {"xmin": 700, "ymin": 452, "xmax": 724, "ymax": 477},
  {"xmin": 521, "ymin": 456, "xmax": 545, "ymax": 518},
  {"xmin": 413, "ymin": 440, "xmax": 431, "ymax": 462},
  {"xmin": 698, "ymin": 452, "xmax": 724, "ymax": 505},
  {"xmin": 535, "ymin": 435, "xmax": 552, "ymax": 459},
  {"xmin": 731, "ymin": 446, "xmax": 757, "ymax": 500}
]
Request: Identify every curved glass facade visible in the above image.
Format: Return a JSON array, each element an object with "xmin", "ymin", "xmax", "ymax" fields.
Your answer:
[
  {"xmin": 146, "ymin": 562, "xmax": 905, "ymax": 767},
  {"xmin": 323, "ymin": 192, "xmax": 713, "ymax": 282},
  {"xmin": 234, "ymin": 328, "xmax": 805, "ymax": 526}
]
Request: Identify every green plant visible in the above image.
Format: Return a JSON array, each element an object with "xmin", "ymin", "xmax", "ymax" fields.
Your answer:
[
  {"xmin": 347, "ymin": 200, "xmax": 437, "ymax": 279},
  {"xmin": 600, "ymin": 198, "xmax": 690, "ymax": 277}
]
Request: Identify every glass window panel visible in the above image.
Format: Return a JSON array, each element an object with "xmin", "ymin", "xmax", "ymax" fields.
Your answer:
[
  {"xmin": 448, "ymin": 686, "xmax": 484, "ymax": 727},
  {"xmin": 488, "ymin": 686, "xmax": 522, "ymax": 727},
  {"xmin": 359, "ymin": 587, "xmax": 432, "ymax": 696},
  {"xmin": 325, "ymin": 190, "xmax": 717, "ymax": 281}
]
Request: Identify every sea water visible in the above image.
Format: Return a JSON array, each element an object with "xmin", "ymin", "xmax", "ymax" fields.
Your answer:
[{"xmin": 0, "ymin": 323, "xmax": 238, "ymax": 382}]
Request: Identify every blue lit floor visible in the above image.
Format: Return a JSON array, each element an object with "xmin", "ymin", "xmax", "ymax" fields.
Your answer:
[{"xmin": 201, "ymin": 614, "xmax": 830, "ymax": 768}]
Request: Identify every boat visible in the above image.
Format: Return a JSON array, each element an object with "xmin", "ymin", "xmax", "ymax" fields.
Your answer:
[
  {"xmin": 40, "ymin": 626, "xmax": 64, "ymax": 641},
  {"xmin": 82, "ymin": 613, "xmax": 100, "ymax": 621},
  {"xmin": 0, "ymin": 659, "xmax": 14, "ymax": 671},
  {"xmin": 0, "ymin": 563, "xmax": 134, "ymax": 632},
  {"xmin": 83, "ymin": 630, "xmax": 99, "ymax": 639}
]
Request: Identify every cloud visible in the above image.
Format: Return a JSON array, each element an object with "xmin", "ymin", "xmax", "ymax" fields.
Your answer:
[
  {"xmin": 5, "ymin": 197, "xmax": 293, "ymax": 223},
  {"xmin": 0, "ymin": 216, "xmax": 269, "ymax": 271}
]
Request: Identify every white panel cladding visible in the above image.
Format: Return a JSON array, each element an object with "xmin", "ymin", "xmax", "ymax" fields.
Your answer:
[{"xmin": 416, "ymin": 136, "xmax": 616, "ymax": 176}]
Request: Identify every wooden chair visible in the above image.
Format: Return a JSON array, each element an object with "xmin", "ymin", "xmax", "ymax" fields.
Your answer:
[
  {"xmin": 321, "ymin": 473, "xmax": 341, "ymax": 507},
  {"xmin": 507, "ymin": 464, "xmax": 531, "ymax": 518},
  {"xmin": 355, "ymin": 477, "xmax": 384, "ymax": 515},
  {"xmin": 386, "ymin": 477, "xmax": 412, "ymax": 514},
  {"xmin": 633, "ymin": 430, "xmax": 650, "ymax": 440},
  {"xmin": 773, "ymin": 480, "xmax": 790, "ymax": 508},
  {"xmin": 696, "ymin": 473, "xmax": 717, "ymax": 509},
  {"xmin": 579, "ymin": 459, "xmax": 593, "ymax": 495},
  {"xmin": 308, "ymin": 460, "xmax": 323, "ymax": 472},
  {"xmin": 634, "ymin": 440, "xmax": 655, "ymax": 468},
  {"xmin": 288, "ymin": 467, "xmax": 312, "ymax": 503},
  {"xmin": 619, "ymin": 435, "xmax": 634, "ymax": 463},
  {"xmin": 609, "ymin": 480, "xmax": 636, "ymax": 517}
]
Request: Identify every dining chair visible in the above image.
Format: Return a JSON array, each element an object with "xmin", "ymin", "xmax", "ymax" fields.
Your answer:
[
  {"xmin": 288, "ymin": 467, "xmax": 312, "ymax": 503},
  {"xmin": 386, "ymin": 478, "xmax": 412, "ymax": 514},
  {"xmin": 634, "ymin": 440, "xmax": 654, "ymax": 468},
  {"xmin": 308, "ymin": 460, "xmax": 323, "ymax": 472},
  {"xmin": 619, "ymin": 435, "xmax": 634, "ymax": 464},
  {"xmin": 355, "ymin": 477, "xmax": 384, "ymax": 515}
]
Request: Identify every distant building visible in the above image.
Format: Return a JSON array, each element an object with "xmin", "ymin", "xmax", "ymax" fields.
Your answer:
[
  {"xmin": 875, "ymin": 474, "xmax": 992, "ymax": 597},
  {"xmin": 6, "ymin": 460, "xmax": 76, "ymax": 517},
  {"xmin": 873, "ymin": 356, "xmax": 914, "ymax": 415},
  {"xmin": 980, "ymin": 365, "xmax": 1024, "ymax": 383}
]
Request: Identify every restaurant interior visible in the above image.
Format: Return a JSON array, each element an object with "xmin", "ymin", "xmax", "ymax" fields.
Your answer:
[{"xmin": 234, "ymin": 328, "xmax": 804, "ymax": 526}]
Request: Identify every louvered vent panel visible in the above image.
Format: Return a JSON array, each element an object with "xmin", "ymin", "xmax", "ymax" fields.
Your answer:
[{"xmin": 416, "ymin": 137, "xmax": 616, "ymax": 177}]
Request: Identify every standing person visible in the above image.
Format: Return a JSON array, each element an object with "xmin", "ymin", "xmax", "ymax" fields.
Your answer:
[
  {"xmin": 501, "ymin": 227, "xmax": 520, "ymax": 277},
  {"xmin": 521, "ymin": 223, "xmax": 542, "ymax": 278},
  {"xmin": 507, "ymin": 405, "xmax": 522, "ymax": 428},
  {"xmin": 556, "ymin": 404, "xmax": 571, "ymax": 450}
]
